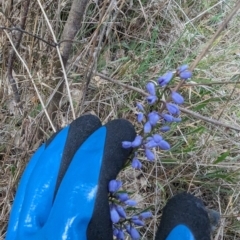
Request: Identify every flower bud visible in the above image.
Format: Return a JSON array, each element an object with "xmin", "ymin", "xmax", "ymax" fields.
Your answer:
[
  {"xmin": 108, "ymin": 180, "xmax": 122, "ymax": 193},
  {"xmin": 158, "ymin": 72, "xmax": 173, "ymax": 87},
  {"xmin": 146, "ymin": 95, "xmax": 158, "ymax": 105},
  {"xmin": 110, "ymin": 206, "xmax": 120, "ymax": 223},
  {"xmin": 146, "ymin": 82, "xmax": 156, "ymax": 96},
  {"xmin": 132, "ymin": 158, "xmax": 142, "ymax": 169},
  {"xmin": 131, "ymin": 135, "xmax": 142, "ymax": 148},
  {"xmin": 144, "ymin": 121, "xmax": 152, "ymax": 133},
  {"xmin": 145, "ymin": 149, "xmax": 155, "ymax": 161},
  {"xmin": 166, "ymin": 103, "xmax": 180, "ymax": 115},
  {"xmin": 171, "ymin": 91, "xmax": 184, "ymax": 104},
  {"xmin": 179, "ymin": 70, "xmax": 192, "ymax": 80},
  {"xmin": 122, "ymin": 141, "xmax": 132, "ymax": 148}
]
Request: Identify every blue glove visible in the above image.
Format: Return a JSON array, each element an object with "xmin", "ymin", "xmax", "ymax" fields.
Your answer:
[
  {"xmin": 7, "ymin": 115, "xmax": 136, "ymax": 240},
  {"xmin": 155, "ymin": 192, "xmax": 211, "ymax": 240}
]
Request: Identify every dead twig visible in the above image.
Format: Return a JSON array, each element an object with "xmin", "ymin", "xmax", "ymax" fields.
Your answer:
[
  {"xmin": 96, "ymin": 72, "xmax": 240, "ymax": 132},
  {"xmin": 7, "ymin": 0, "xmax": 31, "ymax": 105}
]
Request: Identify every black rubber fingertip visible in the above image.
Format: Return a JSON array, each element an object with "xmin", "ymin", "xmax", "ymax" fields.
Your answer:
[
  {"xmin": 54, "ymin": 115, "xmax": 102, "ymax": 199},
  {"xmin": 87, "ymin": 119, "xmax": 136, "ymax": 240},
  {"xmin": 155, "ymin": 192, "xmax": 211, "ymax": 240}
]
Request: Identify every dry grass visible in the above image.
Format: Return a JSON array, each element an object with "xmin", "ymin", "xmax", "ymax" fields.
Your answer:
[{"xmin": 1, "ymin": 0, "xmax": 240, "ymax": 239}]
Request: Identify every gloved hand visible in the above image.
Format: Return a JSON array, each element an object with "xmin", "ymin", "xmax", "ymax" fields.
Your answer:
[
  {"xmin": 156, "ymin": 192, "xmax": 212, "ymax": 240},
  {"xmin": 6, "ymin": 115, "xmax": 136, "ymax": 240},
  {"xmin": 7, "ymin": 114, "xmax": 214, "ymax": 240}
]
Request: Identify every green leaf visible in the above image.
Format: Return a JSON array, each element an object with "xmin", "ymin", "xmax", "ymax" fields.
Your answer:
[{"xmin": 213, "ymin": 151, "xmax": 230, "ymax": 164}]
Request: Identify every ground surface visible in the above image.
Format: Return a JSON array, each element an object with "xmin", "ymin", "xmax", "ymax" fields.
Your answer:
[{"xmin": 1, "ymin": 0, "xmax": 240, "ymax": 239}]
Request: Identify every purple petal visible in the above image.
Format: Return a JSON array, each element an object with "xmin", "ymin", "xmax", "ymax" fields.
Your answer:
[
  {"xmin": 173, "ymin": 117, "xmax": 182, "ymax": 122},
  {"xmin": 177, "ymin": 64, "xmax": 188, "ymax": 73},
  {"xmin": 110, "ymin": 207, "xmax": 120, "ymax": 223},
  {"xmin": 140, "ymin": 211, "xmax": 152, "ymax": 219},
  {"xmin": 152, "ymin": 134, "xmax": 162, "ymax": 143},
  {"xmin": 116, "ymin": 193, "xmax": 129, "ymax": 202},
  {"xmin": 122, "ymin": 141, "xmax": 132, "ymax": 148},
  {"xmin": 131, "ymin": 135, "xmax": 143, "ymax": 148},
  {"xmin": 132, "ymin": 158, "xmax": 142, "ymax": 169},
  {"xmin": 116, "ymin": 205, "xmax": 127, "ymax": 218},
  {"xmin": 148, "ymin": 111, "xmax": 160, "ymax": 126},
  {"xmin": 137, "ymin": 112, "xmax": 144, "ymax": 122},
  {"xmin": 117, "ymin": 230, "xmax": 125, "ymax": 240},
  {"xmin": 113, "ymin": 228, "xmax": 119, "ymax": 237},
  {"xmin": 162, "ymin": 114, "xmax": 174, "ymax": 122},
  {"xmin": 131, "ymin": 218, "xmax": 145, "ymax": 226},
  {"xmin": 136, "ymin": 103, "xmax": 144, "ymax": 111},
  {"xmin": 144, "ymin": 121, "xmax": 152, "ymax": 133},
  {"xmin": 160, "ymin": 126, "xmax": 170, "ymax": 132},
  {"xmin": 158, "ymin": 140, "xmax": 171, "ymax": 150},
  {"xmin": 145, "ymin": 149, "xmax": 155, "ymax": 161},
  {"xmin": 179, "ymin": 70, "xmax": 192, "ymax": 80},
  {"xmin": 146, "ymin": 82, "xmax": 156, "ymax": 95},
  {"xmin": 158, "ymin": 72, "xmax": 173, "ymax": 87},
  {"xmin": 130, "ymin": 227, "xmax": 141, "ymax": 239},
  {"xmin": 145, "ymin": 139, "xmax": 158, "ymax": 148},
  {"xmin": 146, "ymin": 95, "xmax": 158, "ymax": 105},
  {"xmin": 108, "ymin": 180, "xmax": 122, "ymax": 193},
  {"xmin": 124, "ymin": 199, "xmax": 137, "ymax": 206},
  {"xmin": 166, "ymin": 103, "xmax": 180, "ymax": 115},
  {"xmin": 171, "ymin": 91, "xmax": 184, "ymax": 104},
  {"xmin": 125, "ymin": 224, "xmax": 131, "ymax": 234}
]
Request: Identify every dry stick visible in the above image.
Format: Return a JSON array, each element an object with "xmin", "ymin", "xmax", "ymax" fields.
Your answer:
[
  {"xmin": 4, "ymin": 30, "xmax": 56, "ymax": 132},
  {"xmin": 37, "ymin": 0, "xmax": 79, "ymax": 120},
  {"xmin": 78, "ymin": 0, "xmax": 117, "ymax": 116},
  {"xmin": 96, "ymin": 72, "xmax": 240, "ymax": 132},
  {"xmin": 0, "ymin": 26, "xmax": 56, "ymax": 47},
  {"xmin": 7, "ymin": 0, "xmax": 31, "ymax": 105}
]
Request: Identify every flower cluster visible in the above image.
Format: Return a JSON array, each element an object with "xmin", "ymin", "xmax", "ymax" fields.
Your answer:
[
  {"xmin": 108, "ymin": 180, "xmax": 152, "ymax": 240},
  {"xmin": 109, "ymin": 65, "xmax": 192, "ymax": 239},
  {"xmin": 122, "ymin": 65, "xmax": 192, "ymax": 168}
]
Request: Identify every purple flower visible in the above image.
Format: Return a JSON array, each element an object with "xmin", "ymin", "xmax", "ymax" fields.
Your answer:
[
  {"xmin": 158, "ymin": 140, "xmax": 170, "ymax": 150},
  {"xmin": 173, "ymin": 117, "xmax": 182, "ymax": 122},
  {"xmin": 179, "ymin": 70, "xmax": 192, "ymax": 80},
  {"xmin": 166, "ymin": 103, "xmax": 180, "ymax": 115},
  {"xmin": 146, "ymin": 95, "xmax": 158, "ymax": 105},
  {"xmin": 116, "ymin": 193, "xmax": 129, "ymax": 202},
  {"xmin": 145, "ymin": 149, "xmax": 155, "ymax": 161},
  {"xmin": 137, "ymin": 112, "xmax": 144, "ymax": 122},
  {"xmin": 144, "ymin": 121, "xmax": 152, "ymax": 133},
  {"xmin": 131, "ymin": 135, "xmax": 143, "ymax": 148},
  {"xmin": 177, "ymin": 64, "xmax": 188, "ymax": 73},
  {"xmin": 130, "ymin": 227, "xmax": 140, "ymax": 239},
  {"xmin": 146, "ymin": 82, "xmax": 156, "ymax": 96},
  {"xmin": 113, "ymin": 227, "xmax": 119, "ymax": 237},
  {"xmin": 116, "ymin": 205, "xmax": 127, "ymax": 218},
  {"xmin": 132, "ymin": 158, "xmax": 142, "ymax": 169},
  {"xmin": 145, "ymin": 139, "xmax": 158, "ymax": 148},
  {"xmin": 139, "ymin": 211, "xmax": 152, "ymax": 219},
  {"xmin": 124, "ymin": 199, "xmax": 137, "ymax": 206},
  {"xmin": 160, "ymin": 126, "xmax": 170, "ymax": 132},
  {"xmin": 171, "ymin": 91, "xmax": 184, "ymax": 104},
  {"xmin": 136, "ymin": 103, "xmax": 144, "ymax": 111},
  {"xmin": 131, "ymin": 216, "xmax": 145, "ymax": 226},
  {"xmin": 158, "ymin": 72, "xmax": 173, "ymax": 87},
  {"xmin": 110, "ymin": 206, "xmax": 120, "ymax": 223},
  {"xmin": 148, "ymin": 111, "xmax": 160, "ymax": 126},
  {"xmin": 117, "ymin": 230, "xmax": 124, "ymax": 240},
  {"xmin": 122, "ymin": 141, "xmax": 132, "ymax": 148},
  {"xmin": 152, "ymin": 134, "xmax": 162, "ymax": 143},
  {"xmin": 108, "ymin": 180, "xmax": 122, "ymax": 193},
  {"xmin": 162, "ymin": 114, "xmax": 174, "ymax": 122},
  {"xmin": 125, "ymin": 224, "xmax": 131, "ymax": 234}
]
